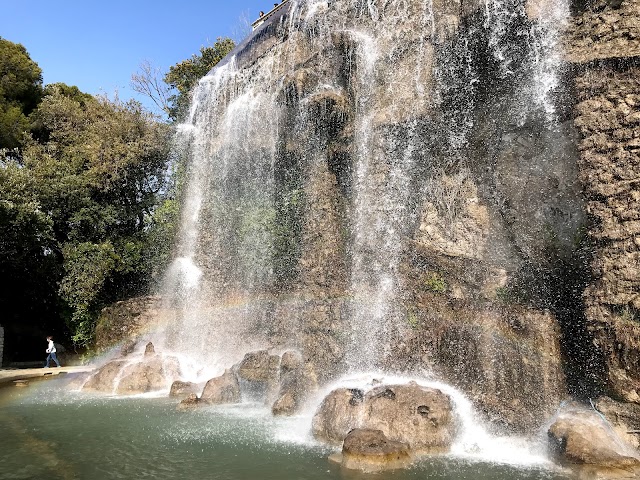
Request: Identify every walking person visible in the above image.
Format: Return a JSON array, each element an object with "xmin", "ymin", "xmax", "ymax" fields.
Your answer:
[{"xmin": 44, "ymin": 336, "xmax": 61, "ymax": 368}]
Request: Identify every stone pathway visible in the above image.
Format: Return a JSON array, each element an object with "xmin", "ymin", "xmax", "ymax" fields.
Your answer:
[{"xmin": 0, "ymin": 366, "xmax": 94, "ymax": 385}]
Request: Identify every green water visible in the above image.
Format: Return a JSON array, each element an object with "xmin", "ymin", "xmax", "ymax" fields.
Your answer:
[{"xmin": 0, "ymin": 379, "xmax": 570, "ymax": 480}]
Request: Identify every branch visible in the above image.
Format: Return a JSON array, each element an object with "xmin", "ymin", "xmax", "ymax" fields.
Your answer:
[{"xmin": 131, "ymin": 60, "xmax": 171, "ymax": 117}]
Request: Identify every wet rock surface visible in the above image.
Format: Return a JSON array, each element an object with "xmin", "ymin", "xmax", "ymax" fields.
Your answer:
[
  {"xmin": 82, "ymin": 360, "xmax": 126, "ymax": 392},
  {"xmin": 596, "ymin": 396, "xmax": 640, "ymax": 450},
  {"xmin": 548, "ymin": 403, "xmax": 640, "ymax": 476},
  {"xmin": 201, "ymin": 369, "xmax": 241, "ymax": 404},
  {"xmin": 313, "ymin": 383, "xmax": 456, "ymax": 452},
  {"xmin": 336, "ymin": 428, "xmax": 412, "ymax": 472},
  {"xmin": 272, "ymin": 351, "xmax": 318, "ymax": 416},
  {"xmin": 115, "ymin": 358, "xmax": 166, "ymax": 395},
  {"xmin": 83, "ymin": 344, "xmax": 179, "ymax": 394},
  {"xmin": 176, "ymin": 393, "xmax": 202, "ymax": 411},
  {"xmin": 169, "ymin": 380, "xmax": 200, "ymax": 398}
]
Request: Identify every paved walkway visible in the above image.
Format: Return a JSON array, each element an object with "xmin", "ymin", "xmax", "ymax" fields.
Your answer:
[{"xmin": 0, "ymin": 366, "xmax": 94, "ymax": 385}]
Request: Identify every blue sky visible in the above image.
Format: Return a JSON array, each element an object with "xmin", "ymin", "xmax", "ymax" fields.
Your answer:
[{"xmin": 2, "ymin": 0, "xmax": 270, "ymax": 113}]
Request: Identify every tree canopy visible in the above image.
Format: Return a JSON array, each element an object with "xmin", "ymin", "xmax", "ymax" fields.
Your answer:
[
  {"xmin": 1, "ymin": 39, "xmax": 175, "ymax": 355},
  {"xmin": 132, "ymin": 37, "xmax": 235, "ymax": 121},
  {"xmin": 0, "ymin": 37, "xmax": 43, "ymax": 149},
  {"xmin": 0, "ymin": 34, "xmax": 232, "ymax": 359}
]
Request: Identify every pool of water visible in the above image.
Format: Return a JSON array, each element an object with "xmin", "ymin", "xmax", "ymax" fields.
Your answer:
[{"xmin": 0, "ymin": 379, "xmax": 571, "ymax": 480}]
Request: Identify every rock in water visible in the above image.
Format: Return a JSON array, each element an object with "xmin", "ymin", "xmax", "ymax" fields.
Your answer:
[
  {"xmin": 116, "ymin": 357, "xmax": 166, "ymax": 394},
  {"xmin": 272, "ymin": 351, "xmax": 318, "ymax": 416},
  {"xmin": 337, "ymin": 429, "xmax": 411, "ymax": 472},
  {"xmin": 144, "ymin": 342, "xmax": 155, "ymax": 357},
  {"xmin": 548, "ymin": 403, "xmax": 640, "ymax": 477},
  {"xmin": 313, "ymin": 383, "xmax": 456, "ymax": 452},
  {"xmin": 236, "ymin": 350, "xmax": 280, "ymax": 382},
  {"xmin": 169, "ymin": 381, "xmax": 200, "ymax": 398},
  {"xmin": 201, "ymin": 369, "xmax": 241, "ymax": 404},
  {"xmin": 83, "ymin": 360, "xmax": 126, "ymax": 392},
  {"xmin": 236, "ymin": 350, "xmax": 281, "ymax": 403},
  {"xmin": 312, "ymin": 388, "xmax": 365, "ymax": 442},
  {"xmin": 177, "ymin": 393, "xmax": 202, "ymax": 411}
]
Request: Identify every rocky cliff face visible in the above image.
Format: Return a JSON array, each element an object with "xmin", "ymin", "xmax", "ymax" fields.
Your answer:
[
  {"xmin": 96, "ymin": 0, "xmax": 639, "ymax": 437},
  {"xmin": 566, "ymin": 0, "xmax": 640, "ymax": 408}
]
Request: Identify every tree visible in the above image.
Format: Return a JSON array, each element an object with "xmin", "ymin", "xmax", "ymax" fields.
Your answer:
[
  {"xmin": 0, "ymin": 37, "xmax": 43, "ymax": 149},
  {"xmin": 1, "ymin": 84, "xmax": 172, "ymax": 347},
  {"xmin": 131, "ymin": 60, "xmax": 171, "ymax": 117},
  {"xmin": 132, "ymin": 37, "xmax": 235, "ymax": 122}
]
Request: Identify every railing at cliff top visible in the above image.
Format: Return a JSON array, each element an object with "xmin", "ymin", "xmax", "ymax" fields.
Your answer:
[
  {"xmin": 213, "ymin": 0, "xmax": 292, "ymax": 72},
  {"xmin": 252, "ymin": 0, "xmax": 291, "ymax": 31}
]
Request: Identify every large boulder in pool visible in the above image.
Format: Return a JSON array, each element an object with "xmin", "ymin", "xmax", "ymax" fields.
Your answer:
[
  {"xmin": 272, "ymin": 351, "xmax": 318, "ymax": 416},
  {"xmin": 236, "ymin": 350, "xmax": 281, "ymax": 382},
  {"xmin": 116, "ymin": 357, "xmax": 166, "ymax": 394},
  {"xmin": 170, "ymin": 380, "xmax": 200, "ymax": 398},
  {"xmin": 312, "ymin": 388, "xmax": 365, "ymax": 441},
  {"xmin": 83, "ymin": 360, "xmax": 127, "ymax": 392},
  {"xmin": 236, "ymin": 350, "xmax": 281, "ymax": 403},
  {"xmin": 547, "ymin": 403, "xmax": 640, "ymax": 477},
  {"xmin": 201, "ymin": 369, "xmax": 241, "ymax": 404},
  {"xmin": 313, "ymin": 382, "xmax": 456, "ymax": 452},
  {"xmin": 332, "ymin": 428, "xmax": 412, "ymax": 472},
  {"xmin": 115, "ymin": 354, "xmax": 180, "ymax": 395}
]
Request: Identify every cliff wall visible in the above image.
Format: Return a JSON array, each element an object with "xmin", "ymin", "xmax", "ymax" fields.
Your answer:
[
  {"xmin": 567, "ymin": 0, "xmax": 640, "ymax": 406},
  {"xmin": 98, "ymin": 0, "xmax": 640, "ymax": 436}
]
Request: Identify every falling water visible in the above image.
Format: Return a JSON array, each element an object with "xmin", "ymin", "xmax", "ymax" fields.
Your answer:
[{"xmin": 162, "ymin": 0, "xmax": 571, "ymax": 385}]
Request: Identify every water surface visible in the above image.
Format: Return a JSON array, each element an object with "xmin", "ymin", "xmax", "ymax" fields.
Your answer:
[{"xmin": 0, "ymin": 380, "xmax": 570, "ymax": 480}]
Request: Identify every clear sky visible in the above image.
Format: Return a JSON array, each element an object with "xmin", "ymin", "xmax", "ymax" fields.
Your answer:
[{"xmin": 2, "ymin": 0, "xmax": 271, "ymax": 113}]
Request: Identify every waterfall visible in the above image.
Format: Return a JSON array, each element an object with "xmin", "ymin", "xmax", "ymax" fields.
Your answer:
[{"xmin": 160, "ymin": 0, "xmax": 570, "ymax": 381}]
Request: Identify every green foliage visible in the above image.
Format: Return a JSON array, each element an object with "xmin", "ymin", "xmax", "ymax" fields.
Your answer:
[
  {"xmin": 144, "ymin": 198, "xmax": 180, "ymax": 284},
  {"xmin": 1, "ymin": 83, "xmax": 172, "ymax": 347},
  {"xmin": 0, "ymin": 37, "xmax": 43, "ymax": 148},
  {"xmin": 164, "ymin": 38, "xmax": 235, "ymax": 120},
  {"xmin": 60, "ymin": 242, "xmax": 118, "ymax": 310},
  {"xmin": 406, "ymin": 309, "xmax": 419, "ymax": 329},
  {"xmin": 424, "ymin": 271, "xmax": 447, "ymax": 293},
  {"xmin": 617, "ymin": 305, "xmax": 639, "ymax": 324},
  {"xmin": 495, "ymin": 286, "xmax": 515, "ymax": 304}
]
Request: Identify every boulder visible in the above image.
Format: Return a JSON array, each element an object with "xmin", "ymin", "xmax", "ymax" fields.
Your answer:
[
  {"xmin": 201, "ymin": 369, "xmax": 241, "ymax": 404},
  {"xmin": 272, "ymin": 355, "xmax": 318, "ymax": 416},
  {"xmin": 336, "ymin": 429, "xmax": 412, "ymax": 472},
  {"xmin": 272, "ymin": 391, "xmax": 297, "ymax": 416},
  {"xmin": 312, "ymin": 388, "xmax": 365, "ymax": 442},
  {"xmin": 170, "ymin": 381, "xmax": 200, "ymax": 398},
  {"xmin": 236, "ymin": 350, "xmax": 281, "ymax": 403},
  {"xmin": 144, "ymin": 342, "xmax": 155, "ymax": 357},
  {"xmin": 236, "ymin": 350, "xmax": 281, "ymax": 382},
  {"xmin": 280, "ymin": 350, "xmax": 303, "ymax": 372},
  {"xmin": 177, "ymin": 393, "xmax": 202, "ymax": 411},
  {"xmin": 364, "ymin": 383, "xmax": 456, "ymax": 452},
  {"xmin": 82, "ymin": 360, "xmax": 126, "ymax": 392},
  {"xmin": 313, "ymin": 383, "xmax": 456, "ymax": 452},
  {"xmin": 547, "ymin": 403, "xmax": 640, "ymax": 476},
  {"xmin": 116, "ymin": 357, "xmax": 166, "ymax": 394}
]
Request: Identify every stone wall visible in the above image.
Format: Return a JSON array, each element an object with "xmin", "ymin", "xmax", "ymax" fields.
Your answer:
[
  {"xmin": 568, "ymin": 0, "xmax": 640, "ymax": 404},
  {"xmin": 566, "ymin": 0, "xmax": 640, "ymax": 63}
]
